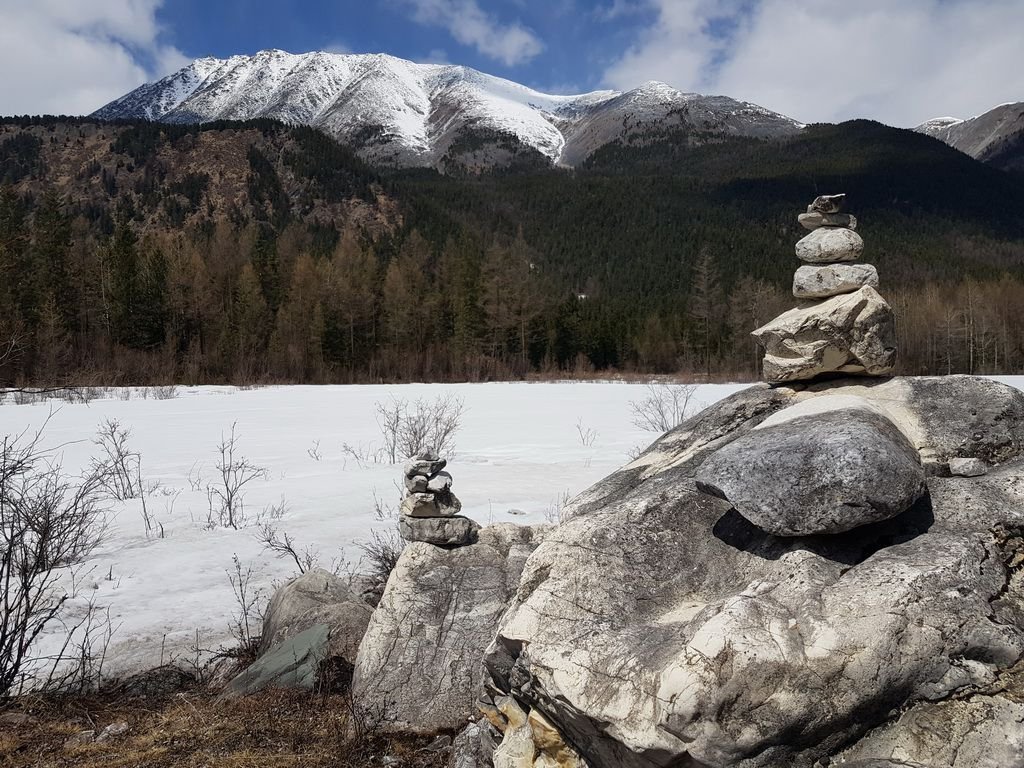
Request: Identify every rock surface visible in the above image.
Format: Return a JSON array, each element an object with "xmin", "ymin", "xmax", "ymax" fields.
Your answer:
[
  {"xmin": 949, "ymin": 457, "xmax": 989, "ymax": 477},
  {"xmin": 696, "ymin": 404, "xmax": 926, "ymax": 535},
  {"xmin": 483, "ymin": 376, "xmax": 1024, "ymax": 768},
  {"xmin": 353, "ymin": 523, "xmax": 548, "ymax": 730},
  {"xmin": 792, "ymin": 263, "xmax": 878, "ymax": 299},
  {"xmin": 835, "ymin": 664, "xmax": 1024, "ymax": 768},
  {"xmin": 752, "ymin": 285, "xmax": 896, "ymax": 382},
  {"xmin": 795, "ymin": 227, "xmax": 864, "ymax": 263},
  {"xmin": 401, "ymin": 514, "xmax": 481, "ymax": 545},
  {"xmin": 259, "ymin": 568, "xmax": 373, "ymax": 666},
  {"xmin": 223, "ymin": 624, "xmax": 330, "ymax": 698}
]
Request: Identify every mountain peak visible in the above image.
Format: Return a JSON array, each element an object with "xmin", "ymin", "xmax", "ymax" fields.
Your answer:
[{"xmin": 93, "ymin": 50, "xmax": 802, "ymax": 168}]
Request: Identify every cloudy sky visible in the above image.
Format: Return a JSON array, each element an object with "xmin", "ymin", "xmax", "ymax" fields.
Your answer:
[{"xmin": 0, "ymin": 0, "xmax": 1021, "ymax": 127}]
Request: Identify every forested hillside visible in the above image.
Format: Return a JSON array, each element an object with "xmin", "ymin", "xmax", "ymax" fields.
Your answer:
[{"xmin": 1, "ymin": 116, "xmax": 1023, "ymax": 385}]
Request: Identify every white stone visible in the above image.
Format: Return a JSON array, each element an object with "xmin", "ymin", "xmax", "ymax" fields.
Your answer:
[
  {"xmin": 795, "ymin": 227, "xmax": 864, "ymax": 263},
  {"xmin": 948, "ymin": 457, "xmax": 989, "ymax": 477},
  {"xmin": 752, "ymin": 285, "xmax": 896, "ymax": 383},
  {"xmin": 793, "ymin": 263, "xmax": 878, "ymax": 299}
]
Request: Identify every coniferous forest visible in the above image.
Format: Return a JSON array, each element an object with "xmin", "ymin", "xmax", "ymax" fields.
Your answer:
[{"xmin": 1, "ymin": 115, "xmax": 1023, "ymax": 386}]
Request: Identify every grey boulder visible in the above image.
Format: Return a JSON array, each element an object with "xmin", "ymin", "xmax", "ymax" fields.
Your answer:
[
  {"xmin": 223, "ymin": 624, "xmax": 330, "ymax": 698},
  {"xmin": 797, "ymin": 211, "xmax": 857, "ymax": 230},
  {"xmin": 484, "ymin": 377, "xmax": 1024, "ymax": 768},
  {"xmin": 352, "ymin": 524, "xmax": 548, "ymax": 731},
  {"xmin": 400, "ymin": 514, "xmax": 480, "ymax": 545},
  {"xmin": 792, "ymin": 263, "xmax": 878, "ymax": 299},
  {"xmin": 752, "ymin": 285, "xmax": 896, "ymax": 383},
  {"xmin": 259, "ymin": 568, "xmax": 373, "ymax": 666},
  {"xmin": 696, "ymin": 403, "xmax": 927, "ymax": 535},
  {"xmin": 405, "ymin": 450, "xmax": 447, "ymax": 479},
  {"xmin": 795, "ymin": 227, "xmax": 864, "ymax": 263}
]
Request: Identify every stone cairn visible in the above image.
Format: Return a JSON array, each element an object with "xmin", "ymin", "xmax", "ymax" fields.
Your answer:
[
  {"xmin": 751, "ymin": 194, "xmax": 897, "ymax": 383},
  {"xmin": 399, "ymin": 449, "xmax": 480, "ymax": 546}
]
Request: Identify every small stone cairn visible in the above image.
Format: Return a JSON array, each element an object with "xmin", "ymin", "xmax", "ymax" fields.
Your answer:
[
  {"xmin": 752, "ymin": 194, "xmax": 897, "ymax": 383},
  {"xmin": 399, "ymin": 449, "xmax": 480, "ymax": 546}
]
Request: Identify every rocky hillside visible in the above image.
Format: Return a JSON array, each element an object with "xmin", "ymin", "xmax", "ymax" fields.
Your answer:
[
  {"xmin": 0, "ymin": 117, "xmax": 394, "ymax": 238},
  {"xmin": 91, "ymin": 49, "xmax": 802, "ymax": 170},
  {"xmin": 916, "ymin": 101, "xmax": 1024, "ymax": 172}
]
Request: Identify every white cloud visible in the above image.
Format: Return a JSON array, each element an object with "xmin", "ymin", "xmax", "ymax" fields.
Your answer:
[
  {"xmin": 0, "ymin": 0, "xmax": 186, "ymax": 116},
  {"xmin": 604, "ymin": 0, "xmax": 1024, "ymax": 127},
  {"xmin": 402, "ymin": 0, "xmax": 544, "ymax": 66}
]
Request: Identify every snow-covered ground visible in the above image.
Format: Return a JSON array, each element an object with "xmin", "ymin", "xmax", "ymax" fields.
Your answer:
[
  {"xmin": 0, "ymin": 381, "xmax": 750, "ymax": 677},
  {"xmin": 5, "ymin": 377, "xmax": 1023, "ymax": 679}
]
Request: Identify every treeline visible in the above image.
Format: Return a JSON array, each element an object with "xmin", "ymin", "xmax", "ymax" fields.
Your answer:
[{"xmin": 1, "ymin": 118, "xmax": 1024, "ymax": 385}]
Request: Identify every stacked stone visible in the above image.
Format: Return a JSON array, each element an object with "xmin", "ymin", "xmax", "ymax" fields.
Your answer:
[
  {"xmin": 399, "ymin": 449, "xmax": 480, "ymax": 546},
  {"xmin": 752, "ymin": 194, "xmax": 897, "ymax": 383}
]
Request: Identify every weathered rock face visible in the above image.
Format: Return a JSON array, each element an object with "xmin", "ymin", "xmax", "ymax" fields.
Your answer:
[
  {"xmin": 795, "ymin": 227, "xmax": 864, "ymax": 263},
  {"xmin": 752, "ymin": 285, "xmax": 896, "ymax": 383},
  {"xmin": 483, "ymin": 377, "xmax": 1024, "ymax": 768},
  {"xmin": 352, "ymin": 523, "xmax": 548, "ymax": 731},
  {"xmin": 792, "ymin": 263, "xmax": 878, "ymax": 299},
  {"xmin": 696, "ymin": 404, "xmax": 926, "ymax": 535},
  {"xmin": 259, "ymin": 568, "xmax": 373, "ymax": 664},
  {"xmin": 835, "ymin": 662, "xmax": 1024, "ymax": 768}
]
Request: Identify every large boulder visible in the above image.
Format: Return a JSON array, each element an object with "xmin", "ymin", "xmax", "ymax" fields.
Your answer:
[
  {"xmin": 751, "ymin": 285, "xmax": 896, "ymax": 383},
  {"xmin": 696, "ymin": 402, "xmax": 926, "ymax": 535},
  {"xmin": 259, "ymin": 568, "xmax": 373, "ymax": 669},
  {"xmin": 352, "ymin": 523, "xmax": 548, "ymax": 731},
  {"xmin": 483, "ymin": 377, "xmax": 1024, "ymax": 768}
]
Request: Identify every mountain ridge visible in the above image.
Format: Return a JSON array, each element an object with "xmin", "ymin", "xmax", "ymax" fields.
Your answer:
[
  {"xmin": 915, "ymin": 101, "xmax": 1024, "ymax": 172},
  {"xmin": 91, "ymin": 49, "xmax": 803, "ymax": 169}
]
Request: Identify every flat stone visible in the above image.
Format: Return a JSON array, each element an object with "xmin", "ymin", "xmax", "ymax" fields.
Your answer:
[
  {"xmin": 400, "ymin": 514, "xmax": 479, "ymax": 545},
  {"xmin": 696, "ymin": 404, "xmax": 927, "ymax": 535},
  {"xmin": 798, "ymin": 212, "xmax": 857, "ymax": 230},
  {"xmin": 796, "ymin": 227, "xmax": 864, "ymax": 263},
  {"xmin": 752, "ymin": 285, "xmax": 896, "ymax": 383},
  {"xmin": 401, "ymin": 492, "xmax": 439, "ymax": 517},
  {"xmin": 793, "ymin": 263, "xmax": 879, "ymax": 299},
  {"xmin": 948, "ymin": 457, "xmax": 989, "ymax": 477},
  {"xmin": 809, "ymin": 193, "xmax": 845, "ymax": 213}
]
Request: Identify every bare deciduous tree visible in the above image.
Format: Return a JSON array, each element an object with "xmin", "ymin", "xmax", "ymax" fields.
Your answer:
[
  {"xmin": 207, "ymin": 423, "xmax": 267, "ymax": 529},
  {"xmin": 90, "ymin": 418, "xmax": 142, "ymax": 501},
  {"xmin": 375, "ymin": 394, "xmax": 466, "ymax": 463},
  {"xmin": 630, "ymin": 382, "xmax": 701, "ymax": 433},
  {"xmin": 1, "ymin": 425, "xmax": 110, "ymax": 697}
]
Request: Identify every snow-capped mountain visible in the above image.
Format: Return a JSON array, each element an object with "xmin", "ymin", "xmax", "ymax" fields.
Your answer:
[
  {"xmin": 915, "ymin": 102, "xmax": 1024, "ymax": 172},
  {"xmin": 92, "ymin": 49, "xmax": 802, "ymax": 168}
]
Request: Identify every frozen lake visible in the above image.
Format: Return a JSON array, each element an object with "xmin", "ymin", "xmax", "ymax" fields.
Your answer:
[{"xmin": 0, "ymin": 380, "xmax": 749, "ymax": 677}]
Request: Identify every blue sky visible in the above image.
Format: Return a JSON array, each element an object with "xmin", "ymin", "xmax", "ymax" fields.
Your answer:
[
  {"xmin": 1, "ymin": 0, "xmax": 1022, "ymax": 127},
  {"xmin": 152, "ymin": 0, "xmax": 652, "ymax": 95}
]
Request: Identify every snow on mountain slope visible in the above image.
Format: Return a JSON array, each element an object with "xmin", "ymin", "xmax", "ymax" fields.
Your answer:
[
  {"xmin": 915, "ymin": 102, "xmax": 1024, "ymax": 171},
  {"xmin": 92, "ymin": 50, "xmax": 801, "ymax": 168}
]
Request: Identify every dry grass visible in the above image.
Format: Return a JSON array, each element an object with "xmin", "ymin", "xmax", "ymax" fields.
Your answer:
[{"xmin": 0, "ymin": 688, "xmax": 452, "ymax": 768}]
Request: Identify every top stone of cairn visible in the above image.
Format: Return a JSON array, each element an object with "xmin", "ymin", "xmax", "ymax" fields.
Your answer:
[{"xmin": 809, "ymin": 194, "xmax": 846, "ymax": 214}]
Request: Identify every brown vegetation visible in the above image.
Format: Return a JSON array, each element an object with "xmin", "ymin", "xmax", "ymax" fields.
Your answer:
[{"xmin": 0, "ymin": 688, "xmax": 452, "ymax": 768}]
